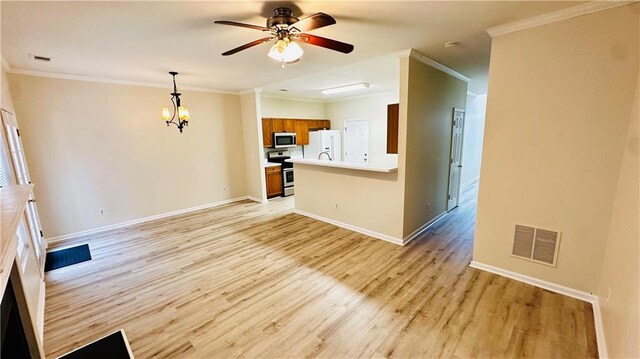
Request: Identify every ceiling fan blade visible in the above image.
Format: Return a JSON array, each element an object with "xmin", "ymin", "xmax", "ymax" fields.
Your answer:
[
  {"xmin": 289, "ymin": 12, "xmax": 336, "ymax": 33},
  {"xmin": 221, "ymin": 37, "xmax": 274, "ymax": 56},
  {"xmin": 298, "ymin": 34, "xmax": 354, "ymax": 54},
  {"xmin": 214, "ymin": 20, "xmax": 271, "ymax": 32}
]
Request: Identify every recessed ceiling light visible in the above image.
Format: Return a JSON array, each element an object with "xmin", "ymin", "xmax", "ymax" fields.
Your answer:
[
  {"xmin": 321, "ymin": 83, "xmax": 370, "ymax": 95},
  {"xmin": 444, "ymin": 42, "xmax": 458, "ymax": 48},
  {"xmin": 29, "ymin": 54, "xmax": 51, "ymax": 62}
]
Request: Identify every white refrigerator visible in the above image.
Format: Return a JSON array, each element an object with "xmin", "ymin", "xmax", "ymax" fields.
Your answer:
[{"xmin": 304, "ymin": 130, "xmax": 342, "ymax": 161}]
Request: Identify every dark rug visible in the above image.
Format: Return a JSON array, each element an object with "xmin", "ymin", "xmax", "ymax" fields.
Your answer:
[
  {"xmin": 59, "ymin": 330, "xmax": 132, "ymax": 359},
  {"xmin": 44, "ymin": 244, "xmax": 92, "ymax": 272}
]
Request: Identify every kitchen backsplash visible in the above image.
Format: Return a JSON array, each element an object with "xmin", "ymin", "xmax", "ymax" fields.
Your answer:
[{"xmin": 264, "ymin": 146, "xmax": 304, "ymax": 161}]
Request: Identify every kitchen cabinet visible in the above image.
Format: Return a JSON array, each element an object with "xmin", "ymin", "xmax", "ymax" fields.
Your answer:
[
  {"xmin": 272, "ymin": 118, "xmax": 284, "ymax": 133},
  {"xmin": 265, "ymin": 166, "xmax": 283, "ymax": 198},
  {"xmin": 284, "ymin": 119, "xmax": 296, "ymax": 133},
  {"xmin": 387, "ymin": 103, "xmax": 399, "ymax": 154},
  {"xmin": 261, "ymin": 118, "xmax": 331, "ymax": 148},
  {"xmin": 295, "ymin": 120, "xmax": 309, "ymax": 145},
  {"xmin": 306, "ymin": 120, "xmax": 319, "ymax": 130},
  {"xmin": 319, "ymin": 120, "xmax": 331, "ymax": 130},
  {"xmin": 262, "ymin": 118, "xmax": 273, "ymax": 148}
]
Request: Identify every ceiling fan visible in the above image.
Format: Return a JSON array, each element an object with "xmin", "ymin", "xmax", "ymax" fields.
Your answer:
[{"xmin": 215, "ymin": 7, "xmax": 354, "ymax": 66}]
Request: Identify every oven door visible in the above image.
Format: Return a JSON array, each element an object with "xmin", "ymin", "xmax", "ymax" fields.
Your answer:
[
  {"xmin": 283, "ymin": 168, "xmax": 294, "ymax": 187},
  {"xmin": 274, "ymin": 133, "xmax": 297, "ymax": 148}
]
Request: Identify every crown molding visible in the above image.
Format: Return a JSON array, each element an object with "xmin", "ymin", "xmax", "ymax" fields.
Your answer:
[
  {"xmin": 397, "ymin": 49, "xmax": 471, "ymax": 83},
  {"xmin": 7, "ymin": 68, "xmax": 239, "ymax": 95},
  {"xmin": 487, "ymin": 1, "xmax": 636, "ymax": 37},
  {"xmin": 260, "ymin": 93, "xmax": 325, "ymax": 104},
  {"xmin": 238, "ymin": 88, "xmax": 263, "ymax": 95}
]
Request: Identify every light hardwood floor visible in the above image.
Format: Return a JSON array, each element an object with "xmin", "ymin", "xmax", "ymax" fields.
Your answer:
[{"xmin": 44, "ymin": 185, "xmax": 597, "ymax": 358}]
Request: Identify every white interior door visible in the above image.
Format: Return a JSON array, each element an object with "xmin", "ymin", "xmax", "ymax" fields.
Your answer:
[
  {"xmin": 447, "ymin": 109, "xmax": 465, "ymax": 211},
  {"xmin": 344, "ymin": 120, "xmax": 369, "ymax": 163},
  {"xmin": 1, "ymin": 110, "xmax": 47, "ymax": 272}
]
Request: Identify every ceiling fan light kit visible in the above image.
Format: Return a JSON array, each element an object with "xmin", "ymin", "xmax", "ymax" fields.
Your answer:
[
  {"xmin": 215, "ymin": 7, "xmax": 353, "ymax": 67},
  {"xmin": 267, "ymin": 37, "xmax": 304, "ymax": 65},
  {"xmin": 321, "ymin": 82, "xmax": 370, "ymax": 95}
]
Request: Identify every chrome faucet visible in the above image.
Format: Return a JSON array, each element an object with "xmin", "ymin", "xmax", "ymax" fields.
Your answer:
[{"xmin": 318, "ymin": 151, "xmax": 333, "ymax": 161}]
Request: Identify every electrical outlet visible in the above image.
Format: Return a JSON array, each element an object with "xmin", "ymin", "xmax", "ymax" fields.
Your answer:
[
  {"xmin": 99, "ymin": 209, "xmax": 105, "ymax": 215},
  {"xmin": 222, "ymin": 186, "xmax": 227, "ymax": 192}
]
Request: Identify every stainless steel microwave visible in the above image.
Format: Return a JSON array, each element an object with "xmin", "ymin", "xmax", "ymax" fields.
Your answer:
[{"xmin": 273, "ymin": 132, "xmax": 297, "ymax": 148}]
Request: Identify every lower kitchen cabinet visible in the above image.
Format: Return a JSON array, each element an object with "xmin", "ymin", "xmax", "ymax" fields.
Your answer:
[{"xmin": 265, "ymin": 166, "xmax": 283, "ymax": 198}]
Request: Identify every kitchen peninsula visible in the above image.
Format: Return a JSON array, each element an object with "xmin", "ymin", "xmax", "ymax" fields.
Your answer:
[{"xmin": 286, "ymin": 158, "xmax": 398, "ymax": 173}]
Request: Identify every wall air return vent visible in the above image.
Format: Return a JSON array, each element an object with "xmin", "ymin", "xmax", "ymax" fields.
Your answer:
[{"xmin": 511, "ymin": 224, "xmax": 561, "ymax": 267}]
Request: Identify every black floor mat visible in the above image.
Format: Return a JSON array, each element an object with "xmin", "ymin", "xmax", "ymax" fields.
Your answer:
[
  {"xmin": 59, "ymin": 329, "xmax": 132, "ymax": 359},
  {"xmin": 45, "ymin": 244, "xmax": 92, "ymax": 272}
]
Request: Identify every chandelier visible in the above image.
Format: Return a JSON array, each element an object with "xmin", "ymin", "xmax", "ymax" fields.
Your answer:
[{"xmin": 161, "ymin": 71, "xmax": 190, "ymax": 133}]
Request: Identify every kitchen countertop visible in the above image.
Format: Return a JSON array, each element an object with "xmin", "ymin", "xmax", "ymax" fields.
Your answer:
[
  {"xmin": 285, "ymin": 158, "xmax": 398, "ymax": 173},
  {"xmin": 264, "ymin": 162, "xmax": 281, "ymax": 168}
]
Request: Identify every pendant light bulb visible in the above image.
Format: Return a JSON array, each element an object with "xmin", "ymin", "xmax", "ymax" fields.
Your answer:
[{"xmin": 161, "ymin": 107, "xmax": 171, "ymax": 121}]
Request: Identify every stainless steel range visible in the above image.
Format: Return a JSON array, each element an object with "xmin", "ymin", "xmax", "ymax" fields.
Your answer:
[{"xmin": 267, "ymin": 150, "xmax": 294, "ymax": 196}]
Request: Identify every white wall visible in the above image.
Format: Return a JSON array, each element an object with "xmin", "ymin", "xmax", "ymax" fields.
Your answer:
[
  {"xmin": 460, "ymin": 94, "xmax": 486, "ymax": 187},
  {"xmin": 323, "ymin": 92, "xmax": 399, "ymax": 165},
  {"xmin": 596, "ymin": 65, "xmax": 639, "ymax": 358},
  {"xmin": 261, "ymin": 96, "xmax": 325, "ymax": 119},
  {"xmin": 240, "ymin": 91, "xmax": 266, "ymax": 201},
  {"xmin": 1, "ymin": 66, "xmax": 15, "ymax": 114},
  {"xmin": 9, "ymin": 74, "xmax": 248, "ymax": 238},
  {"xmin": 473, "ymin": 4, "xmax": 638, "ymax": 293},
  {"xmin": 402, "ymin": 55, "xmax": 468, "ymax": 237}
]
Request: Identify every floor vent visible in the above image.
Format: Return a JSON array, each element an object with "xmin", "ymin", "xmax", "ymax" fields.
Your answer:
[{"xmin": 511, "ymin": 224, "xmax": 560, "ymax": 267}]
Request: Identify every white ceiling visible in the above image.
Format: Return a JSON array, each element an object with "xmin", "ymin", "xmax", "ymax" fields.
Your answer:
[{"xmin": 2, "ymin": 1, "xmax": 582, "ymax": 98}]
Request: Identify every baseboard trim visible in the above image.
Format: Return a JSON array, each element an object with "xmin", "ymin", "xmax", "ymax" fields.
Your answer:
[
  {"xmin": 592, "ymin": 296, "xmax": 608, "ymax": 359},
  {"xmin": 469, "ymin": 260, "xmax": 607, "ymax": 358},
  {"xmin": 292, "ymin": 209, "xmax": 404, "ymax": 245},
  {"xmin": 402, "ymin": 211, "xmax": 447, "ymax": 245},
  {"xmin": 461, "ymin": 176, "xmax": 479, "ymax": 191},
  {"xmin": 247, "ymin": 196, "xmax": 266, "ymax": 203},
  {"xmin": 46, "ymin": 196, "xmax": 251, "ymax": 245}
]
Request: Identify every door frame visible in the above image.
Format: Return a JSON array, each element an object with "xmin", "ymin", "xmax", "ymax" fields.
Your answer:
[
  {"xmin": 447, "ymin": 108, "xmax": 466, "ymax": 211},
  {"xmin": 1, "ymin": 109, "xmax": 47, "ymax": 273}
]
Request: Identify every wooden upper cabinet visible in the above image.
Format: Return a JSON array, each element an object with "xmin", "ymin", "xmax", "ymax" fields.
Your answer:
[
  {"xmin": 319, "ymin": 120, "xmax": 331, "ymax": 130},
  {"xmin": 262, "ymin": 118, "xmax": 273, "ymax": 148},
  {"xmin": 272, "ymin": 118, "xmax": 284, "ymax": 133},
  {"xmin": 307, "ymin": 120, "xmax": 319, "ymax": 130},
  {"xmin": 284, "ymin": 119, "xmax": 296, "ymax": 133},
  {"xmin": 261, "ymin": 118, "xmax": 332, "ymax": 148},
  {"xmin": 387, "ymin": 103, "xmax": 399, "ymax": 154},
  {"xmin": 295, "ymin": 120, "xmax": 309, "ymax": 145}
]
